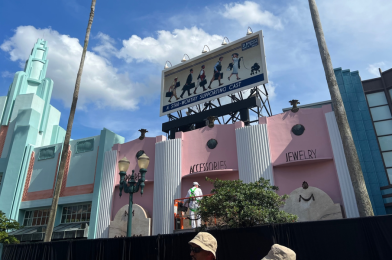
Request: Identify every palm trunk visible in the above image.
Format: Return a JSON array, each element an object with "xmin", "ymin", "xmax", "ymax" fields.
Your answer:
[
  {"xmin": 44, "ymin": 0, "xmax": 97, "ymax": 242},
  {"xmin": 308, "ymin": 0, "xmax": 373, "ymax": 216}
]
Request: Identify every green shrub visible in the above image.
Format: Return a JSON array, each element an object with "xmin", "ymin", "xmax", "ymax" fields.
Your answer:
[
  {"xmin": 0, "ymin": 211, "xmax": 21, "ymax": 244},
  {"xmin": 199, "ymin": 177, "xmax": 297, "ymax": 229}
]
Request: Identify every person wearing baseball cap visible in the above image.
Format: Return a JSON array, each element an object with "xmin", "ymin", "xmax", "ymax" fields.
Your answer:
[
  {"xmin": 184, "ymin": 182, "xmax": 203, "ymax": 228},
  {"xmin": 189, "ymin": 232, "xmax": 217, "ymax": 260}
]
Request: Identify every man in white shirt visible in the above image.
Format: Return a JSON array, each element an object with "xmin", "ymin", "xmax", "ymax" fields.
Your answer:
[{"xmin": 185, "ymin": 182, "xmax": 203, "ymax": 228}]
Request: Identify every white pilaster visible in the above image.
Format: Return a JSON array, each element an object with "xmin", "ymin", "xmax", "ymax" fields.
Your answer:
[
  {"xmin": 95, "ymin": 150, "xmax": 117, "ymax": 238},
  {"xmin": 235, "ymin": 124, "xmax": 274, "ymax": 184},
  {"xmin": 325, "ymin": 112, "xmax": 360, "ymax": 218},
  {"xmin": 152, "ymin": 139, "xmax": 182, "ymax": 235}
]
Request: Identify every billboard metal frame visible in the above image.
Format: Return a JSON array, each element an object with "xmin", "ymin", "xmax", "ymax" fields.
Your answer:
[{"xmin": 160, "ymin": 30, "xmax": 268, "ymax": 117}]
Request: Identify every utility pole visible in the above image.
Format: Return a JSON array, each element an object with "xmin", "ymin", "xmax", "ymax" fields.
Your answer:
[
  {"xmin": 44, "ymin": 0, "xmax": 97, "ymax": 242},
  {"xmin": 307, "ymin": 0, "xmax": 373, "ymax": 216}
]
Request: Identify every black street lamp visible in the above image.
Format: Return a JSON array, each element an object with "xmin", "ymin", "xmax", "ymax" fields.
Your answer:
[{"xmin": 118, "ymin": 153, "xmax": 150, "ymax": 237}]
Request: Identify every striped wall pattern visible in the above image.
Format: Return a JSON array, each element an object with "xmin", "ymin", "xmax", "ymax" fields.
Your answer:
[
  {"xmin": 325, "ymin": 112, "xmax": 360, "ymax": 218},
  {"xmin": 95, "ymin": 150, "xmax": 117, "ymax": 238},
  {"xmin": 235, "ymin": 124, "xmax": 274, "ymax": 185},
  {"xmin": 152, "ymin": 139, "xmax": 182, "ymax": 235}
]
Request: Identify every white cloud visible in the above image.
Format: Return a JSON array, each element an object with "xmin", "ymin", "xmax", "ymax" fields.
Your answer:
[
  {"xmin": 366, "ymin": 62, "xmax": 385, "ymax": 77},
  {"xmin": 0, "ymin": 26, "xmax": 148, "ymax": 110},
  {"xmin": 109, "ymin": 27, "xmax": 224, "ymax": 67},
  {"xmin": 1, "ymin": 71, "xmax": 14, "ymax": 78},
  {"xmin": 221, "ymin": 1, "xmax": 283, "ymax": 30}
]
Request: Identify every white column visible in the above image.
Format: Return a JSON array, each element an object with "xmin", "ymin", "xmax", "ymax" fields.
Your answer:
[
  {"xmin": 325, "ymin": 112, "xmax": 360, "ymax": 218},
  {"xmin": 95, "ymin": 150, "xmax": 117, "ymax": 238},
  {"xmin": 152, "ymin": 139, "xmax": 182, "ymax": 235},
  {"xmin": 235, "ymin": 124, "xmax": 274, "ymax": 184}
]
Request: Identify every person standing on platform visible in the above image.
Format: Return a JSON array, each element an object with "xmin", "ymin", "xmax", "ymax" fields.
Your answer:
[{"xmin": 185, "ymin": 182, "xmax": 203, "ymax": 228}]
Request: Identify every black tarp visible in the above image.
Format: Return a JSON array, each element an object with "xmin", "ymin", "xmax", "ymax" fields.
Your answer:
[{"xmin": 2, "ymin": 215, "xmax": 392, "ymax": 260}]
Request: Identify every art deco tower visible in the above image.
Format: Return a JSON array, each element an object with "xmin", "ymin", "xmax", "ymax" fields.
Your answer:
[{"xmin": 0, "ymin": 39, "xmax": 65, "ymax": 219}]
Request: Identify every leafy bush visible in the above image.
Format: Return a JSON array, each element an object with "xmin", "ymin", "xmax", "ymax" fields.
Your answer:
[
  {"xmin": 0, "ymin": 211, "xmax": 21, "ymax": 244},
  {"xmin": 199, "ymin": 177, "xmax": 297, "ymax": 229}
]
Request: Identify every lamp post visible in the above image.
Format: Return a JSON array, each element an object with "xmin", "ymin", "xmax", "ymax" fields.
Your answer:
[{"xmin": 118, "ymin": 153, "xmax": 150, "ymax": 237}]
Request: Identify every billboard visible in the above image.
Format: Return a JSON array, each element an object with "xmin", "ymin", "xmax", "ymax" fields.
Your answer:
[{"xmin": 160, "ymin": 30, "xmax": 268, "ymax": 116}]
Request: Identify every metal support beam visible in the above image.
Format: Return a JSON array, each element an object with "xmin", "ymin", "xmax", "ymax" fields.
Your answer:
[{"xmin": 162, "ymin": 97, "xmax": 261, "ymax": 134}]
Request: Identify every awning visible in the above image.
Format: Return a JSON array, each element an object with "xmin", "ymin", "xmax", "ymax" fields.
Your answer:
[{"xmin": 9, "ymin": 222, "xmax": 89, "ymax": 242}]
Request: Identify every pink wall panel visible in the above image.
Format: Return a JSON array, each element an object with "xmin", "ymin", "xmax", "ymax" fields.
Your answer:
[
  {"xmin": 111, "ymin": 182, "xmax": 154, "ymax": 221},
  {"xmin": 180, "ymin": 125, "xmax": 239, "ymax": 177},
  {"xmin": 274, "ymin": 160, "xmax": 343, "ymax": 205},
  {"xmin": 267, "ymin": 108, "xmax": 333, "ymax": 166},
  {"xmin": 114, "ymin": 137, "xmax": 156, "ymax": 183}
]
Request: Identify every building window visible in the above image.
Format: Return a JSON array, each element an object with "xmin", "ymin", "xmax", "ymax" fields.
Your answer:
[
  {"xmin": 76, "ymin": 139, "xmax": 94, "ymax": 154},
  {"xmin": 61, "ymin": 204, "xmax": 91, "ymax": 223},
  {"xmin": 387, "ymin": 169, "xmax": 392, "ymax": 185},
  {"xmin": 370, "ymin": 106, "xmax": 392, "ymax": 121},
  {"xmin": 38, "ymin": 146, "xmax": 56, "ymax": 160},
  {"xmin": 367, "ymin": 92, "xmax": 388, "ymax": 107},
  {"xmin": 23, "ymin": 208, "xmax": 50, "ymax": 226},
  {"xmin": 0, "ymin": 173, "xmax": 3, "ymax": 187},
  {"xmin": 366, "ymin": 91, "xmax": 392, "ymax": 184},
  {"xmin": 378, "ymin": 136, "xmax": 392, "ymax": 151},
  {"xmin": 374, "ymin": 120, "xmax": 392, "ymax": 136}
]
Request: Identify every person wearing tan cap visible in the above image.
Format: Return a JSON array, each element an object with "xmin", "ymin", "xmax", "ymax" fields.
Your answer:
[
  {"xmin": 262, "ymin": 244, "xmax": 296, "ymax": 260},
  {"xmin": 189, "ymin": 232, "xmax": 217, "ymax": 260}
]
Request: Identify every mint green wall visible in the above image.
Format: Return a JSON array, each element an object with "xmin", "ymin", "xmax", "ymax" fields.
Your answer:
[
  {"xmin": 1, "ymin": 92, "xmax": 44, "ymax": 159},
  {"xmin": 51, "ymin": 125, "xmax": 66, "ymax": 145},
  {"xmin": 42, "ymin": 106, "xmax": 61, "ymax": 146},
  {"xmin": 67, "ymin": 136, "xmax": 101, "ymax": 187},
  {"xmin": 0, "ymin": 97, "xmax": 7, "ymax": 123},
  {"xmin": 28, "ymin": 144, "xmax": 62, "ymax": 192},
  {"xmin": 1, "ymin": 72, "xmax": 28, "ymax": 125},
  {"xmin": 0, "ymin": 108, "xmax": 38, "ymax": 218},
  {"xmin": 54, "ymin": 206, "xmax": 63, "ymax": 226},
  {"xmin": 88, "ymin": 128, "xmax": 124, "ymax": 239}
]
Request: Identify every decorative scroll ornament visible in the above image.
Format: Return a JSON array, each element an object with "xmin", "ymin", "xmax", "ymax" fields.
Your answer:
[
  {"xmin": 205, "ymin": 116, "xmax": 217, "ymax": 128},
  {"xmin": 299, "ymin": 194, "xmax": 315, "ymax": 202},
  {"xmin": 138, "ymin": 129, "xmax": 148, "ymax": 140},
  {"xmin": 289, "ymin": 99, "xmax": 300, "ymax": 113},
  {"xmin": 299, "ymin": 181, "xmax": 314, "ymax": 202},
  {"xmin": 124, "ymin": 210, "xmax": 135, "ymax": 216}
]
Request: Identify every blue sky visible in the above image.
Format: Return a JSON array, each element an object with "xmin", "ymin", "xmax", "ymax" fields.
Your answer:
[{"xmin": 1, "ymin": 0, "xmax": 392, "ymax": 141}]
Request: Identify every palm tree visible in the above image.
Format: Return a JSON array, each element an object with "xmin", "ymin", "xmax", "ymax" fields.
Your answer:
[
  {"xmin": 44, "ymin": 0, "xmax": 97, "ymax": 242},
  {"xmin": 307, "ymin": 0, "xmax": 373, "ymax": 216}
]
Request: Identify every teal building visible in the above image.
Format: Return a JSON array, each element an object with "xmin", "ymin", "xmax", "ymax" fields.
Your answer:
[
  {"xmin": 334, "ymin": 68, "xmax": 388, "ymax": 215},
  {"xmin": 0, "ymin": 39, "xmax": 124, "ymax": 240}
]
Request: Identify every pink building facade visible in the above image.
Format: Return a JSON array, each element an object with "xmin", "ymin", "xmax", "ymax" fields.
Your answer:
[{"xmin": 101, "ymin": 104, "xmax": 359, "ymax": 236}]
